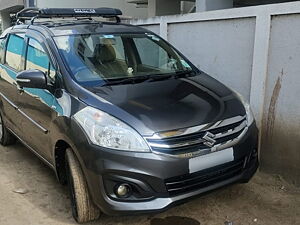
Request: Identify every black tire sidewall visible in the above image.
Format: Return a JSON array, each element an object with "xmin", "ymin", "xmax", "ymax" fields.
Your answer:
[
  {"xmin": 0, "ymin": 110, "xmax": 16, "ymax": 146},
  {"xmin": 0, "ymin": 111, "xmax": 6, "ymax": 144},
  {"xmin": 66, "ymin": 158, "xmax": 80, "ymax": 222}
]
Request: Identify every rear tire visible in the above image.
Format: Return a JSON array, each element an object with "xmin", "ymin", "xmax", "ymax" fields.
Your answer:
[
  {"xmin": 66, "ymin": 148, "xmax": 100, "ymax": 223},
  {"xmin": 0, "ymin": 112, "xmax": 16, "ymax": 146}
]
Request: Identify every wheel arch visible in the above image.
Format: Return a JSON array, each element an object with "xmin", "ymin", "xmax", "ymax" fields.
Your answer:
[
  {"xmin": 53, "ymin": 137, "xmax": 90, "ymax": 186},
  {"xmin": 54, "ymin": 139, "xmax": 70, "ymax": 185}
]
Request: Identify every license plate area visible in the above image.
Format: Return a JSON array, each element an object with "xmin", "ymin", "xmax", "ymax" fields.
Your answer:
[{"xmin": 189, "ymin": 148, "xmax": 234, "ymax": 173}]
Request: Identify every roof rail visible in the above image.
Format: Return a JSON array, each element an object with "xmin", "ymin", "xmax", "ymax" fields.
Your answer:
[{"xmin": 14, "ymin": 7, "xmax": 123, "ymax": 24}]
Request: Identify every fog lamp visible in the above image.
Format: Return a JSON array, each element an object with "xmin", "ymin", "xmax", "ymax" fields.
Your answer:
[{"xmin": 115, "ymin": 184, "xmax": 131, "ymax": 198}]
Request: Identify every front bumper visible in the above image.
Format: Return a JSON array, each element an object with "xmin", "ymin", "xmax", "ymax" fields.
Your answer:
[{"xmin": 71, "ymin": 122, "xmax": 259, "ymax": 215}]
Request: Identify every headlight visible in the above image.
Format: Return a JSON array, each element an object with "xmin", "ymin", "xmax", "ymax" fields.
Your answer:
[
  {"xmin": 74, "ymin": 106, "xmax": 150, "ymax": 152},
  {"xmin": 233, "ymin": 91, "xmax": 254, "ymax": 125}
]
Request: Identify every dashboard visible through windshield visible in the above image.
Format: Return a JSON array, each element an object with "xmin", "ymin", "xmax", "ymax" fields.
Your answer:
[{"xmin": 54, "ymin": 33, "xmax": 195, "ymax": 84}]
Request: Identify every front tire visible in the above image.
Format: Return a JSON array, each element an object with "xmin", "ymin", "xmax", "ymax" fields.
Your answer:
[
  {"xmin": 66, "ymin": 148, "xmax": 100, "ymax": 223},
  {"xmin": 0, "ymin": 112, "xmax": 16, "ymax": 146}
]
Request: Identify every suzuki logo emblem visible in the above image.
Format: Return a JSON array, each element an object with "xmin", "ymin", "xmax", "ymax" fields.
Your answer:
[{"xmin": 202, "ymin": 132, "xmax": 216, "ymax": 148}]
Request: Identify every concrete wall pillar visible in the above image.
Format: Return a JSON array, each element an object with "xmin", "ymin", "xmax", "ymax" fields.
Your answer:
[
  {"xmin": 148, "ymin": 0, "xmax": 181, "ymax": 17},
  {"xmin": 196, "ymin": 0, "xmax": 233, "ymax": 12},
  {"xmin": 0, "ymin": 11, "xmax": 11, "ymax": 31}
]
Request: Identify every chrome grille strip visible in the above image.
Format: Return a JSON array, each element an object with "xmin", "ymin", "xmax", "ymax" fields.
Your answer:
[
  {"xmin": 151, "ymin": 126, "xmax": 249, "ymax": 159},
  {"xmin": 148, "ymin": 138, "xmax": 205, "ymax": 149},
  {"xmin": 146, "ymin": 119, "xmax": 247, "ymax": 149},
  {"xmin": 213, "ymin": 120, "xmax": 246, "ymax": 139},
  {"xmin": 147, "ymin": 115, "xmax": 245, "ymax": 140},
  {"xmin": 144, "ymin": 116, "xmax": 249, "ymax": 159},
  {"xmin": 209, "ymin": 126, "xmax": 248, "ymax": 152}
]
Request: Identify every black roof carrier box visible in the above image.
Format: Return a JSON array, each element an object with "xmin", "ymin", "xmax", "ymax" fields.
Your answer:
[{"xmin": 15, "ymin": 7, "xmax": 123, "ymax": 24}]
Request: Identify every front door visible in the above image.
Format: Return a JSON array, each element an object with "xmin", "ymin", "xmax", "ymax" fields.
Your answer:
[{"xmin": 17, "ymin": 33, "xmax": 60, "ymax": 162}]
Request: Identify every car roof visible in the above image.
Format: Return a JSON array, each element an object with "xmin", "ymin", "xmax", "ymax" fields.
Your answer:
[{"xmin": 12, "ymin": 21, "xmax": 148, "ymax": 37}]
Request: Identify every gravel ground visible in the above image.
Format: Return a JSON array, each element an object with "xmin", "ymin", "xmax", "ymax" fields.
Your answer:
[{"xmin": 0, "ymin": 142, "xmax": 299, "ymax": 225}]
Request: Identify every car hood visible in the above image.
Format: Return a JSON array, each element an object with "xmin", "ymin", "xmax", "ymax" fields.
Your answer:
[{"xmin": 83, "ymin": 73, "xmax": 245, "ymax": 136}]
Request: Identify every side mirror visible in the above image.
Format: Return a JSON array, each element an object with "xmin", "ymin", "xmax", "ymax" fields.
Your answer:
[{"xmin": 16, "ymin": 69, "xmax": 47, "ymax": 89}]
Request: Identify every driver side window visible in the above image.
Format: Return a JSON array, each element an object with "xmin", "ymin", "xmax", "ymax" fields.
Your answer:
[
  {"xmin": 133, "ymin": 37, "xmax": 170, "ymax": 69},
  {"xmin": 26, "ymin": 38, "xmax": 56, "ymax": 82}
]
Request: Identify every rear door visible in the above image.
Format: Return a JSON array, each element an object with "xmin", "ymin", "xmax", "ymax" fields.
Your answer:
[{"xmin": 0, "ymin": 32, "xmax": 26, "ymax": 137}]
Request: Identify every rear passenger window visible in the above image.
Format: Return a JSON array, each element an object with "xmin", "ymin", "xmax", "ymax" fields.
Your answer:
[
  {"xmin": 26, "ymin": 38, "xmax": 56, "ymax": 80},
  {"xmin": 5, "ymin": 33, "xmax": 25, "ymax": 71}
]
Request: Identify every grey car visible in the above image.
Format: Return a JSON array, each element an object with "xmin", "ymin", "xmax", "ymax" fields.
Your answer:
[{"xmin": 0, "ymin": 8, "xmax": 258, "ymax": 223}]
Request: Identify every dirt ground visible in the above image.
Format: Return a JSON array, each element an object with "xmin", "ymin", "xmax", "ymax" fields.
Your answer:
[{"xmin": 0, "ymin": 142, "xmax": 299, "ymax": 225}]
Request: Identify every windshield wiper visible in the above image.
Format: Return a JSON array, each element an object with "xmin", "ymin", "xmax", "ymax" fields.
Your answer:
[
  {"xmin": 104, "ymin": 75, "xmax": 150, "ymax": 86},
  {"xmin": 174, "ymin": 70, "xmax": 196, "ymax": 78},
  {"xmin": 146, "ymin": 70, "xmax": 196, "ymax": 80},
  {"xmin": 148, "ymin": 74, "xmax": 173, "ymax": 81},
  {"xmin": 104, "ymin": 70, "xmax": 196, "ymax": 86}
]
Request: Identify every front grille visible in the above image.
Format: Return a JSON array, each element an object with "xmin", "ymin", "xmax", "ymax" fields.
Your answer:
[
  {"xmin": 145, "ymin": 116, "xmax": 247, "ymax": 156},
  {"xmin": 165, "ymin": 159, "xmax": 245, "ymax": 196}
]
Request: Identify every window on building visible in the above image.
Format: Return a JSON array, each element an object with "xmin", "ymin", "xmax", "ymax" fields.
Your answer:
[
  {"xmin": 0, "ymin": 37, "xmax": 7, "ymax": 64},
  {"xmin": 26, "ymin": 38, "xmax": 56, "ymax": 81},
  {"xmin": 5, "ymin": 33, "xmax": 25, "ymax": 71}
]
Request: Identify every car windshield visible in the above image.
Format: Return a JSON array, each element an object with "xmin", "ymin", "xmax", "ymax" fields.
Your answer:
[{"xmin": 54, "ymin": 33, "xmax": 195, "ymax": 84}]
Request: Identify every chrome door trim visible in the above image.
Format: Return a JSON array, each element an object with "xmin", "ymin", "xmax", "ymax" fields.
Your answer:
[
  {"xmin": 18, "ymin": 109, "xmax": 48, "ymax": 134},
  {"xmin": 0, "ymin": 92, "xmax": 18, "ymax": 109},
  {"xmin": 7, "ymin": 127, "xmax": 54, "ymax": 169},
  {"xmin": 0, "ymin": 92, "xmax": 48, "ymax": 134}
]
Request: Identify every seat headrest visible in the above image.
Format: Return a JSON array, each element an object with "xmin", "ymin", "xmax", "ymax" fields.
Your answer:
[{"xmin": 96, "ymin": 44, "xmax": 116, "ymax": 63}]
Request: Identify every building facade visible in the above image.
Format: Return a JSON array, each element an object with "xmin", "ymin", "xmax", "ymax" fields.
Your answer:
[
  {"xmin": 127, "ymin": 0, "xmax": 299, "ymax": 17},
  {"xmin": 130, "ymin": 1, "xmax": 300, "ymax": 186},
  {"xmin": 0, "ymin": 0, "xmax": 148, "ymax": 30},
  {"xmin": 0, "ymin": 0, "xmax": 298, "ymax": 30}
]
